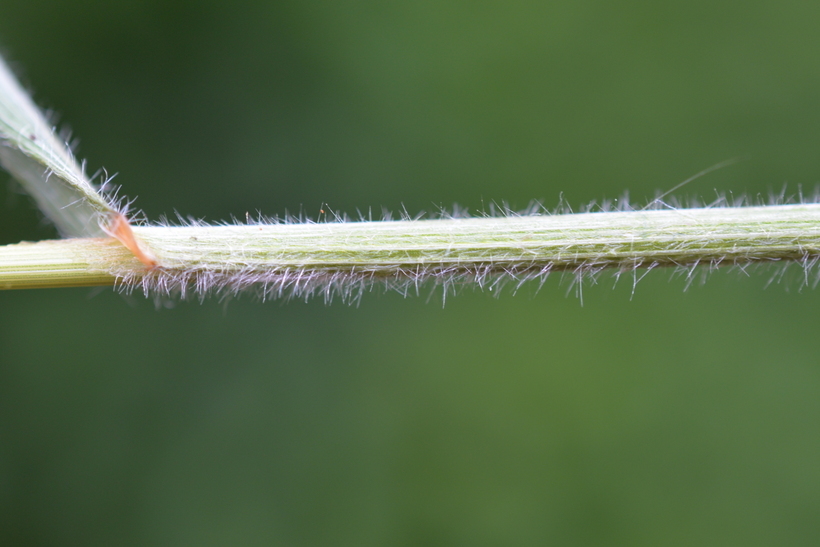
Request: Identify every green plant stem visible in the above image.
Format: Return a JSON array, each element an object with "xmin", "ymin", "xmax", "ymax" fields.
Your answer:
[
  {"xmin": 0, "ymin": 238, "xmax": 131, "ymax": 289},
  {"xmin": 2, "ymin": 203, "xmax": 820, "ymax": 293}
]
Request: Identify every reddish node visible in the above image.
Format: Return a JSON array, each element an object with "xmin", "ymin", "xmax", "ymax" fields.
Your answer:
[{"xmin": 103, "ymin": 212, "xmax": 158, "ymax": 268}]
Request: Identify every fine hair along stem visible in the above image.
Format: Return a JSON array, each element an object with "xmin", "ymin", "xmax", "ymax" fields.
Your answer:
[{"xmin": 2, "ymin": 53, "xmax": 820, "ymax": 301}]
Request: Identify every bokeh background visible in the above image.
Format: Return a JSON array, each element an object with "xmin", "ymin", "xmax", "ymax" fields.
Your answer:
[{"xmin": 2, "ymin": 1, "xmax": 820, "ymax": 545}]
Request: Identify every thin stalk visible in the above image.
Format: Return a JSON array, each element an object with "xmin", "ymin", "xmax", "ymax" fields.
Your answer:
[
  {"xmin": 0, "ymin": 238, "xmax": 131, "ymax": 290},
  {"xmin": 3, "ymin": 203, "xmax": 820, "ymax": 299},
  {"xmin": 3, "ymin": 51, "xmax": 819, "ymax": 302}
]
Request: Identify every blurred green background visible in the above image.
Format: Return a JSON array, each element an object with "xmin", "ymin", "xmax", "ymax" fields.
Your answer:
[{"xmin": 2, "ymin": 1, "xmax": 820, "ymax": 545}]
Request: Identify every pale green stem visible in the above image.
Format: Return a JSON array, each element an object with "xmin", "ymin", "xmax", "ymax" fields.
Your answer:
[
  {"xmin": 3, "ymin": 52, "xmax": 818, "ymax": 299},
  {"xmin": 2, "ymin": 203, "xmax": 819, "ymax": 295},
  {"xmin": 0, "ymin": 238, "xmax": 132, "ymax": 290}
]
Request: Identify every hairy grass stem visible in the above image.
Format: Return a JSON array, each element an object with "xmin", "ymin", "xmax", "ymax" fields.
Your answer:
[
  {"xmin": 2, "ymin": 52, "xmax": 820, "ymax": 301},
  {"xmin": 2, "ymin": 203, "xmax": 820, "ymax": 301}
]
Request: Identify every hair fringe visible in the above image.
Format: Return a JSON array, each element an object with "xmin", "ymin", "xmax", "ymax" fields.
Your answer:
[{"xmin": 107, "ymin": 187, "xmax": 820, "ymax": 306}]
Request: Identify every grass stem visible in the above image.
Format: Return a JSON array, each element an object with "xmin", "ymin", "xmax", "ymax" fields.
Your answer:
[{"xmin": 3, "ymin": 203, "xmax": 819, "ymax": 299}]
